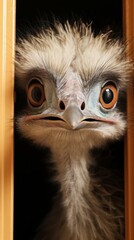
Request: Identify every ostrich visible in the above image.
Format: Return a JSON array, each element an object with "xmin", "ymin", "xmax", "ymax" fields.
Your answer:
[{"xmin": 15, "ymin": 21, "xmax": 132, "ymax": 240}]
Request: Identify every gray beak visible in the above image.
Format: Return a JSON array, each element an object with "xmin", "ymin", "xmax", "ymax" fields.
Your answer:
[{"xmin": 62, "ymin": 104, "xmax": 84, "ymax": 129}]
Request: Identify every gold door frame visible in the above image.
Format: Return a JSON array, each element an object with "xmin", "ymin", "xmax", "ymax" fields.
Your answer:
[
  {"xmin": 123, "ymin": 1, "xmax": 134, "ymax": 239},
  {"xmin": 0, "ymin": 1, "xmax": 15, "ymax": 240}
]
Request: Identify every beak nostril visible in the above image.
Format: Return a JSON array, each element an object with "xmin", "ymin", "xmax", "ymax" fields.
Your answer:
[
  {"xmin": 81, "ymin": 102, "xmax": 85, "ymax": 110},
  {"xmin": 59, "ymin": 100, "xmax": 65, "ymax": 110}
]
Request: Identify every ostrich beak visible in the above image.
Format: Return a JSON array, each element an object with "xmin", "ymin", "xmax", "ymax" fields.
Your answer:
[{"xmin": 24, "ymin": 102, "xmax": 109, "ymax": 130}]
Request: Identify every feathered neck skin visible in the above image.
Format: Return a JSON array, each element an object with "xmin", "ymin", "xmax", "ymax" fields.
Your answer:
[
  {"xmin": 52, "ymin": 137, "xmax": 91, "ymax": 233},
  {"xmin": 53, "ymin": 141, "xmax": 90, "ymax": 223}
]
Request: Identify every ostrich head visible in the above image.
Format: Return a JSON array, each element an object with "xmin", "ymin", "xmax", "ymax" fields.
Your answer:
[{"xmin": 15, "ymin": 22, "xmax": 131, "ymax": 151}]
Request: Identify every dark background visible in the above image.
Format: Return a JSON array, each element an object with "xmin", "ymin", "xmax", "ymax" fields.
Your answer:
[
  {"xmin": 15, "ymin": 1, "xmax": 123, "ymax": 240},
  {"xmin": 16, "ymin": 0, "xmax": 122, "ymax": 35}
]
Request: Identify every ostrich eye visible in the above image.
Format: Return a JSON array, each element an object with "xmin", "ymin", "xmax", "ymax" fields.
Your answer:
[
  {"xmin": 99, "ymin": 82, "xmax": 118, "ymax": 109},
  {"xmin": 27, "ymin": 80, "xmax": 45, "ymax": 107}
]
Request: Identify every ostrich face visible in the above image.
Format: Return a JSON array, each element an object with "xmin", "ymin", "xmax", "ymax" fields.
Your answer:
[{"xmin": 15, "ymin": 22, "xmax": 131, "ymax": 151}]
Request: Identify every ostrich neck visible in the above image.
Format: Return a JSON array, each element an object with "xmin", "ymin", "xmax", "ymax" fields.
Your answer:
[{"xmin": 52, "ymin": 143, "xmax": 91, "ymax": 233}]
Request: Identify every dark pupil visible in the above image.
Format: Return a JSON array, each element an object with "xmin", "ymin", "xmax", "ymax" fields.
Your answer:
[
  {"xmin": 32, "ymin": 87, "xmax": 42, "ymax": 102},
  {"xmin": 102, "ymin": 88, "xmax": 113, "ymax": 104}
]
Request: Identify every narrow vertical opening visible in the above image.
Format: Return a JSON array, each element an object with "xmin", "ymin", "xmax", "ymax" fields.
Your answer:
[{"xmin": 15, "ymin": 1, "xmax": 123, "ymax": 239}]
